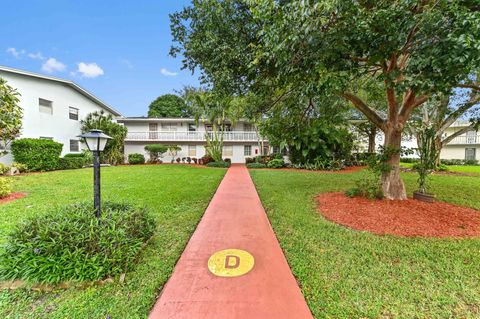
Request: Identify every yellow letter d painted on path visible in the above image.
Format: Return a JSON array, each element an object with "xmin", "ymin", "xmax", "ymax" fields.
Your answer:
[{"xmin": 208, "ymin": 249, "xmax": 255, "ymax": 277}]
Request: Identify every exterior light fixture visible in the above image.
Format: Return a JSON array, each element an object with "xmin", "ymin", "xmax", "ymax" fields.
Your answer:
[{"xmin": 78, "ymin": 129, "xmax": 112, "ymax": 217}]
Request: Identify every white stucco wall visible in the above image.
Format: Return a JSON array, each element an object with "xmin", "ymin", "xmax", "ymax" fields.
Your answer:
[
  {"xmin": 124, "ymin": 142, "xmax": 261, "ymax": 164},
  {"xmin": 0, "ymin": 70, "xmax": 119, "ymax": 165},
  {"xmin": 440, "ymin": 146, "xmax": 479, "ymax": 160}
]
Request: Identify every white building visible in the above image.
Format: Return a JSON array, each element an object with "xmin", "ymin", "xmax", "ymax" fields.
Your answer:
[
  {"xmin": 441, "ymin": 120, "xmax": 479, "ymax": 161},
  {"xmin": 0, "ymin": 66, "xmax": 122, "ymax": 165},
  {"xmin": 117, "ymin": 117, "xmax": 269, "ymax": 163}
]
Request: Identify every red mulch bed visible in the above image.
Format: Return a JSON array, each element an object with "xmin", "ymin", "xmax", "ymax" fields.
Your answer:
[
  {"xmin": 0, "ymin": 192, "xmax": 27, "ymax": 205},
  {"xmin": 317, "ymin": 192, "xmax": 480, "ymax": 238}
]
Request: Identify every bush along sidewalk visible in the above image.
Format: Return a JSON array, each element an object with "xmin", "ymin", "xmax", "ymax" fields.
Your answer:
[{"xmin": 0, "ymin": 201, "xmax": 156, "ymax": 284}]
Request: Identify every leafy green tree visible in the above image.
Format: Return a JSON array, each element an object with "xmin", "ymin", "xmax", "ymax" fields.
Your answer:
[
  {"xmin": 171, "ymin": 0, "xmax": 480, "ymax": 199},
  {"xmin": 411, "ymin": 81, "xmax": 480, "ymax": 166},
  {"xmin": 81, "ymin": 111, "xmax": 127, "ymax": 165},
  {"xmin": 144, "ymin": 144, "xmax": 168, "ymax": 163},
  {"xmin": 0, "ymin": 78, "xmax": 22, "ymax": 156},
  {"xmin": 147, "ymin": 94, "xmax": 191, "ymax": 118}
]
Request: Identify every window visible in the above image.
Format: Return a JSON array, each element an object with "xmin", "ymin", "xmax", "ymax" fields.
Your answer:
[
  {"xmin": 244, "ymin": 123, "xmax": 253, "ymax": 132},
  {"xmin": 244, "ymin": 145, "xmax": 251, "ymax": 156},
  {"xmin": 465, "ymin": 148, "xmax": 476, "ymax": 161},
  {"xmin": 205, "ymin": 124, "xmax": 231, "ymax": 131},
  {"xmin": 188, "ymin": 145, "xmax": 197, "ymax": 156},
  {"xmin": 70, "ymin": 139, "xmax": 80, "ymax": 152},
  {"xmin": 272, "ymin": 146, "xmax": 280, "ymax": 154},
  {"xmin": 40, "ymin": 136, "xmax": 53, "ymax": 140},
  {"xmin": 69, "ymin": 107, "xmax": 79, "ymax": 120},
  {"xmin": 263, "ymin": 146, "xmax": 270, "ymax": 155},
  {"xmin": 188, "ymin": 124, "xmax": 197, "ymax": 131},
  {"xmin": 223, "ymin": 145, "xmax": 233, "ymax": 157},
  {"xmin": 163, "ymin": 123, "xmax": 177, "ymax": 131},
  {"xmin": 39, "ymin": 98, "xmax": 53, "ymax": 114}
]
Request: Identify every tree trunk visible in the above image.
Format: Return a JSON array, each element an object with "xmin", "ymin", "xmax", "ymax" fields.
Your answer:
[
  {"xmin": 381, "ymin": 126, "xmax": 407, "ymax": 200},
  {"xmin": 434, "ymin": 137, "xmax": 442, "ymax": 167},
  {"xmin": 367, "ymin": 126, "xmax": 377, "ymax": 153}
]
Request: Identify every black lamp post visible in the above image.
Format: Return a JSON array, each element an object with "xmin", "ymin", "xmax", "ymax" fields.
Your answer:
[{"xmin": 78, "ymin": 129, "xmax": 112, "ymax": 217}]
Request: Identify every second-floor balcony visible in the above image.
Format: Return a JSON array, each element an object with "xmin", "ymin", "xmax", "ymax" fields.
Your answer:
[
  {"xmin": 125, "ymin": 131, "xmax": 267, "ymax": 142},
  {"xmin": 447, "ymin": 135, "xmax": 480, "ymax": 145}
]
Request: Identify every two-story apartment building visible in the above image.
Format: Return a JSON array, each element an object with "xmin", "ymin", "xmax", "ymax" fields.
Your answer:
[
  {"xmin": 117, "ymin": 117, "xmax": 269, "ymax": 163},
  {"xmin": 0, "ymin": 66, "xmax": 122, "ymax": 165},
  {"xmin": 441, "ymin": 120, "xmax": 479, "ymax": 161}
]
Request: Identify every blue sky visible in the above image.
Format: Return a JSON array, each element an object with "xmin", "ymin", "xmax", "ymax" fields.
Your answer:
[{"xmin": 0, "ymin": 0, "xmax": 197, "ymax": 116}]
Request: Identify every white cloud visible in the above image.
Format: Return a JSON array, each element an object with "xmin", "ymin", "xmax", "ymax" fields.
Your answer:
[
  {"xmin": 41, "ymin": 58, "xmax": 66, "ymax": 73},
  {"xmin": 160, "ymin": 68, "xmax": 178, "ymax": 77},
  {"xmin": 77, "ymin": 62, "xmax": 104, "ymax": 78},
  {"xmin": 6, "ymin": 47, "xmax": 25, "ymax": 58},
  {"xmin": 28, "ymin": 52, "xmax": 45, "ymax": 60}
]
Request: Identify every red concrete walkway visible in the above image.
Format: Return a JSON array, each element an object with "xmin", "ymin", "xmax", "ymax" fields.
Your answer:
[{"xmin": 149, "ymin": 165, "xmax": 313, "ymax": 319}]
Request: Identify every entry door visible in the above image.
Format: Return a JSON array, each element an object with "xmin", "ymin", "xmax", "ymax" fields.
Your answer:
[
  {"xmin": 149, "ymin": 123, "xmax": 158, "ymax": 140},
  {"xmin": 465, "ymin": 148, "xmax": 476, "ymax": 161}
]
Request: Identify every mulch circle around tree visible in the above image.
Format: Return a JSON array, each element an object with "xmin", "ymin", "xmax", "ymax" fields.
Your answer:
[
  {"xmin": 0, "ymin": 192, "xmax": 27, "ymax": 205},
  {"xmin": 317, "ymin": 192, "xmax": 480, "ymax": 238}
]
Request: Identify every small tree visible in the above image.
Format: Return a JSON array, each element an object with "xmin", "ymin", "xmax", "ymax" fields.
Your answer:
[
  {"xmin": 167, "ymin": 145, "xmax": 182, "ymax": 163},
  {"xmin": 0, "ymin": 78, "xmax": 22, "ymax": 156},
  {"xmin": 144, "ymin": 144, "xmax": 168, "ymax": 163},
  {"xmin": 416, "ymin": 127, "xmax": 438, "ymax": 194},
  {"xmin": 81, "ymin": 111, "xmax": 127, "ymax": 165}
]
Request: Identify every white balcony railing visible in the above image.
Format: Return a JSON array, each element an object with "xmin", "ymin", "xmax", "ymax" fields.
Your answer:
[
  {"xmin": 447, "ymin": 135, "xmax": 480, "ymax": 145},
  {"xmin": 125, "ymin": 131, "xmax": 267, "ymax": 142}
]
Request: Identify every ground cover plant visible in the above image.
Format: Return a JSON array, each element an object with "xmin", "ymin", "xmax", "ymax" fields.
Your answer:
[
  {"xmin": 250, "ymin": 169, "xmax": 480, "ymax": 318},
  {"xmin": 0, "ymin": 165, "xmax": 226, "ymax": 318},
  {"xmin": 0, "ymin": 202, "xmax": 155, "ymax": 284}
]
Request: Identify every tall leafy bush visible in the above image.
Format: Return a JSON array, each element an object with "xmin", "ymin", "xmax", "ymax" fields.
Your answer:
[
  {"xmin": 11, "ymin": 138, "xmax": 62, "ymax": 171},
  {"xmin": 81, "ymin": 111, "xmax": 127, "ymax": 165}
]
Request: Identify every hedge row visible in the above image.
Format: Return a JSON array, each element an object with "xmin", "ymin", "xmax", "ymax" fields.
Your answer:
[{"xmin": 11, "ymin": 138, "xmax": 91, "ymax": 172}]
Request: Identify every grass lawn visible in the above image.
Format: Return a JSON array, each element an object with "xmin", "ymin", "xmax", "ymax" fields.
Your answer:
[
  {"xmin": 400, "ymin": 162, "xmax": 480, "ymax": 175},
  {"xmin": 0, "ymin": 165, "xmax": 226, "ymax": 319},
  {"xmin": 250, "ymin": 169, "xmax": 480, "ymax": 318}
]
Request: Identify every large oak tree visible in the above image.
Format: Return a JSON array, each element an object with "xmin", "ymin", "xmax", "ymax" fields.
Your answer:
[{"xmin": 171, "ymin": 0, "xmax": 480, "ymax": 199}]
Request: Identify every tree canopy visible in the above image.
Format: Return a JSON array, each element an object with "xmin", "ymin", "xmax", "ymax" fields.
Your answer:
[
  {"xmin": 0, "ymin": 77, "xmax": 22, "ymax": 155},
  {"xmin": 171, "ymin": 0, "xmax": 480, "ymax": 199},
  {"xmin": 81, "ymin": 111, "xmax": 128, "ymax": 165},
  {"xmin": 147, "ymin": 94, "xmax": 191, "ymax": 118}
]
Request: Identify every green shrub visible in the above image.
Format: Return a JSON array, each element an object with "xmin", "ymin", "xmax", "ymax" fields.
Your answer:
[
  {"xmin": 144, "ymin": 144, "xmax": 167, "ymax": 163},
  {"xmin": 57, "ymin": 157, "xmax": 85, "ymax": 170},
  {"xmin": 206, "ymin": 161, "xmax": 231, "ymax": 168},
  {"xmin": 63, "ymin": 153, "xmax": 85, "ymax": 158},
  {"xmin": 464, "ymin": 159, "xmax": 479, "ymax": 166},
  {"xmin": 245, "ymin": 157, "xmax": 254, "ymax": 164},
  {"xmin": 0, "ymin": 201, "xmax": 156, "ymax": 284},
  {"xmin": 267, "ymin": 159, "xmax": 285, "ymax": 169},
  {"xmin": 0, "ymin": 177, "xmax": 12, "ymax": 198},
  {"xmin": 437, "ymin": 164, "xmax": 449, "ymax": 172},
  {"xmin": 128, "ymin": 153, "xmax": 145, "ymax": 165},
  {"xmin": 246, "ymin": 162, "xmax": 267, "ymax": 169},
  {"xmin": 400, "ymin": 157, "xmax": 419, "ymax": 163},
  {"xmin": 11, "ymin": 138, "xmax": 63, "ymax": 171},
  {"xmin": 345, "ymin": 170, "xmax": 384, "ymax": 200},
  {"xmin": 0, "ymin": 163, "xmax": 10, "ymax": 175},
  {"xmin": 12, "ymin": 162, "xmax": 28, "ymax": 173}
]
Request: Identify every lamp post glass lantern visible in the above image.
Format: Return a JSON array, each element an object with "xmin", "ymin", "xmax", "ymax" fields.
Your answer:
[{"xmin": 78, "ymin": 129, "xmax": 112, "ymax": 217}]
